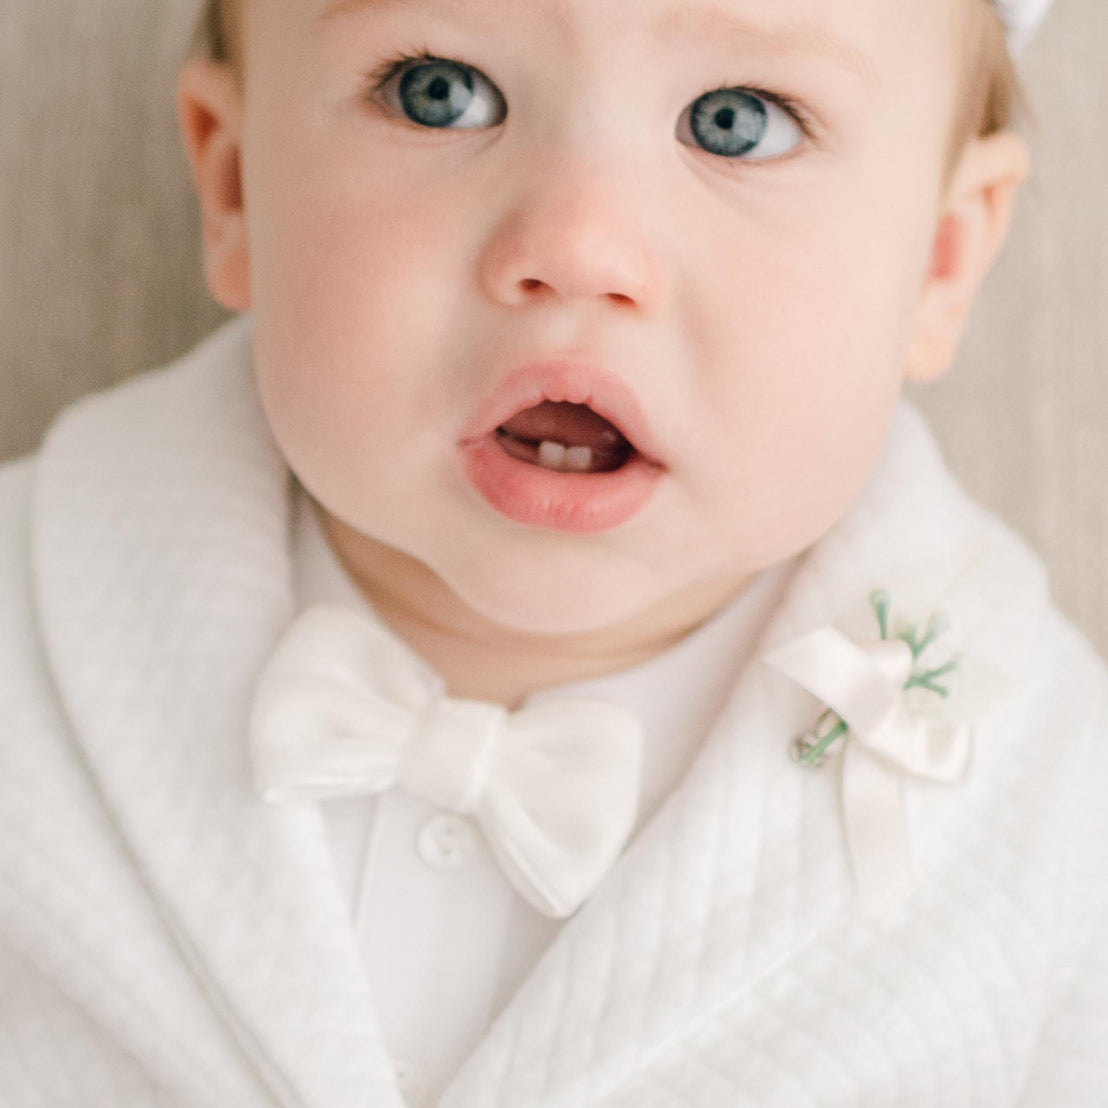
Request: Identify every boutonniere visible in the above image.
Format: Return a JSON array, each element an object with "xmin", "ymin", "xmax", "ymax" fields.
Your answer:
[{"xmin": 764, "ymin": 590, "xmax": 978, "ymax": 916}]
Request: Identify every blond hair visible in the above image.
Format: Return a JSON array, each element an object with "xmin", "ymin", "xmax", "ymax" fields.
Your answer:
[
  {"xmin": 951, "ymin": 0, "xmax": 1024, "ymax": 155},
  {"xmin": 194, "ymin": 0, "xmax": 235, "ymax": 66}
]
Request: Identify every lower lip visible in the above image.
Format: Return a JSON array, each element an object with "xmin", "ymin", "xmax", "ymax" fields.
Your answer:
[{"xmin": 459, "ymin": 435, "xmax": 665, "ymax": 535}]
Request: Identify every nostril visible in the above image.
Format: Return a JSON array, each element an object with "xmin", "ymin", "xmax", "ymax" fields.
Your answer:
[{"xmin": 517, "ymin": 280, "xmax": 634, "ymax": 306}]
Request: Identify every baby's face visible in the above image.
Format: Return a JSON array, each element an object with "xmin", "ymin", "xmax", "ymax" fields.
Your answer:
[{"xmin": 222, "ymin": 0, "xmax": 972, "ymax": 634}]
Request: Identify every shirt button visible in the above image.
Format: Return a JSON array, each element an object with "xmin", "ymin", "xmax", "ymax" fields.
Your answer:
[{"xmin": 416, "ymin": 812, "xmax": 478, "ymax": 870}]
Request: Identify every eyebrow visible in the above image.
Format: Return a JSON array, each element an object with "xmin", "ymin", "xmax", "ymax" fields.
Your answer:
[
  {"xmin": 319, "ymin": 0, "xmax": 877, "ymax": 87},
  {"xmin": 321, "ymin": 0, "xmax": 437, "ymax": 18},
  {"xmin": 653, "ymin": 4, "xmax": 877, "ymax": 86}
]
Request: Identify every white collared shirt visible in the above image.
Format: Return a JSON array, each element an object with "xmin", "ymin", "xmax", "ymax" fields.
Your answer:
[{"xmin": 292, "ymin": 488, "xmax": 793, "ymax": 1105}]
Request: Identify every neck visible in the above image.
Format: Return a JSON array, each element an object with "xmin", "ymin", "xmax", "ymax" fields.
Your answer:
[{"xmin": 317, "ymin": 507, "xmax": 749, "ymax": 709}]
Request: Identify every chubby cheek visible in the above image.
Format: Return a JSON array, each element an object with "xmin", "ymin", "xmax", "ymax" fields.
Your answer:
[
  {"xmin": 245, "ymin": 136, "xmax": 478, "ymax": 511},
  {"xmin": 682, "ymin": 199, "xmax": 925, "ymax": 561}
]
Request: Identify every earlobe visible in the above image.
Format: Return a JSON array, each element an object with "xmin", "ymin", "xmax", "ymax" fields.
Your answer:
[
  {"xmin": 177, "ymin": 57, "xmax": 251, "ymax": 312},
  {"xmin": 905, "ymin": 130, "xmax": 1029, "ymax": 383}
]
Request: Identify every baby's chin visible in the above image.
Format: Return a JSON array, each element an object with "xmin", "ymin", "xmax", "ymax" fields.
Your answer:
[
  {"xmin": 320, "ymin": 503, "xmax": 671, "ymax": 639},
  {"xmin": 440, "ymin": 557, "xmax": 663, "ymax": 639},
  {"xmin": 431, "ymin": 544, "xmax": 752, "ymax": 650}
]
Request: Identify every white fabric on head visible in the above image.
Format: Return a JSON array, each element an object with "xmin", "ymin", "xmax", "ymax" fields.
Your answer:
[{"xmin": 994, "ymin": 0, "xmax": 1054, "ymax": 54}]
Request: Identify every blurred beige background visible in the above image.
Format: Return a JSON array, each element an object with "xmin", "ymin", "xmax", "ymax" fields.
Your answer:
[{"xmin": 1, "ymin": 2, "xmax": 1106, "ymax": 651}]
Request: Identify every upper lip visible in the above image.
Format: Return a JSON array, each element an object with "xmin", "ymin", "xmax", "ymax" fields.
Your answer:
[{"xmin": 459, "ymin": 359, "xmax": 666, "ymax": 467}]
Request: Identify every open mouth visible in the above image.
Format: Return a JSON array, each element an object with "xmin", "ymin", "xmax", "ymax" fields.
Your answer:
[
  {"xmin": 458, "ymin": 360, "xmax": 665, "ymax": 534},
  {"xmin": 494, "ymin": 401, "xmax": 635, "ymax": 474}
]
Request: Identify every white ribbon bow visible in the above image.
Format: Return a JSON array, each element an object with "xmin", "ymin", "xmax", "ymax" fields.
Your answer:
[
  {"xmin": 765, "ymin": 628, "xmax": 973, "ymax": 915},
  {"xmin": 249, "ymin": 605, "xmax": 644, "ymax": 919}
]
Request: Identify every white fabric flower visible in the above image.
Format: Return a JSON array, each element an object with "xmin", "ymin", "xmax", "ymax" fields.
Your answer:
[{"xmin": 764, "ymin": 591, "xmax": 1006, "ymax": 916}]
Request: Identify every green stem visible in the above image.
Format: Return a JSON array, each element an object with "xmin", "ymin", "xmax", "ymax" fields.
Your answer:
[
  {"xmin": 904, "ymin": 658, "xmax": 958, "ymax": 697},
  {"xmin": 870, "ymin": 590, "xmax": 891, "ymax": 641},
  {"xmin": 799, "ymin": 717, "xmax": 849, "ymax": 766}
]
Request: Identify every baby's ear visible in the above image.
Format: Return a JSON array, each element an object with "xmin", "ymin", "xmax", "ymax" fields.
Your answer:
[
  {"xmin": 905, "ymin": 131, "xmax": 1029, "ymax": 383},
  {"xmin": 177, "ymin": 58, "xmax": 251, "ymax": 312}
]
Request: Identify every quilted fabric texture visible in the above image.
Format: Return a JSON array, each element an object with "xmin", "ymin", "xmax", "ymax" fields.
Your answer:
[
  {"xmin": 0, "ymin": 936, "xmax": 177, "ymax": 1108},
  {"xmin": 19, "ymin": 326, "xmax": 403, "ymax": 1108},
  {"xmin": 0, "ymin": 318, "xmax": 1106, "ymax": 1107}
]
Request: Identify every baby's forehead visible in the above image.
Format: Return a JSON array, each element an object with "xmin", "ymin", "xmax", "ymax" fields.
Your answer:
[
  {"xmin": 307, "ymin": 0, "xmax": 946, "ymax": 22},
  {"xmin": 281, "ymin": 0, "xmax": 966, "ymax": 52}
]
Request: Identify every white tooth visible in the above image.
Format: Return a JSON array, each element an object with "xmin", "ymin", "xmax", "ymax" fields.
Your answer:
[
  {"xmin": 565, "ymin": 446, "xmax": 594, "ymax": 471},
  {"xmin": 538, "ymin": 441, "xmax": 567, "ymax": 469}
]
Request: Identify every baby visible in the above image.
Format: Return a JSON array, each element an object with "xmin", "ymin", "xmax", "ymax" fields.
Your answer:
[{"xmin": 1, "ymin": 0, "xmax": 1105, "ymax": 1106}]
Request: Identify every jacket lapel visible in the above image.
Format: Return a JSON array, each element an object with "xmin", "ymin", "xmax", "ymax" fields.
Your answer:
[
  {"xmin": 438, "ymin": 402, "xmax": 1050, "ymax": 1107},
  {"xmin": 29, "ymin": 318, "xmax": 403, "ymax": 1108},
  {"xmin": 26, "ymin": 314, "xmax": 1053, "ymax": 1107}
]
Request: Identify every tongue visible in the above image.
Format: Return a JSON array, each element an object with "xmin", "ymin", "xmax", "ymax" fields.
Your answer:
[{"xmin": 498, "ymin": 401, "xmax": 630, "ymax": 451}]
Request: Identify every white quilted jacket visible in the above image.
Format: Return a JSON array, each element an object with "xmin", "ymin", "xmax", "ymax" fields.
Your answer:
[{"xmin": 1, "ymin": 317, "xmax": 1106, "ymax": 1108}]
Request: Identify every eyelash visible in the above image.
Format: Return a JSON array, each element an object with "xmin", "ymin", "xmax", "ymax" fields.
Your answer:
[
  {"xmin": 365, "ymin": 49, "xmax": 817, "ymax": 144},
  {"xmin": 366, "ymin": 48, "xmax": 442, "ymax": 92}
]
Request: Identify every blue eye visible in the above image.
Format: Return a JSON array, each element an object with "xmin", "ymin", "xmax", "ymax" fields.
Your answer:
[
  {"xmin": 381, "ymin": 58, "xmax": 506, "ymax": 129},
  {"xmin": 678, "ymin": 88, "xmax": 804, "ymax": 160}
]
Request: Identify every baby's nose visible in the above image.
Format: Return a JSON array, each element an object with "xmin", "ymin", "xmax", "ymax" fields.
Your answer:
[{"xmin": 475, "ymin": 162, "xmax": 667, "ymax": 315}]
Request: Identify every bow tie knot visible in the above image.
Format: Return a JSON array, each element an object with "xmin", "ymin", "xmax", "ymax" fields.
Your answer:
[
  {"xmin": 398, "ymin": 697, "xmax": 504, "ymax": 814},
  {"xmin": 249, "ymin": 605, "xmax": 645, "ymax": 918}
]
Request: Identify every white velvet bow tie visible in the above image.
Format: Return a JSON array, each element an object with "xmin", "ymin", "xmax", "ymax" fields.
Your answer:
[{"xmin": 249, "ymin": 605, "xmax": 645, "ymax": 919}]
